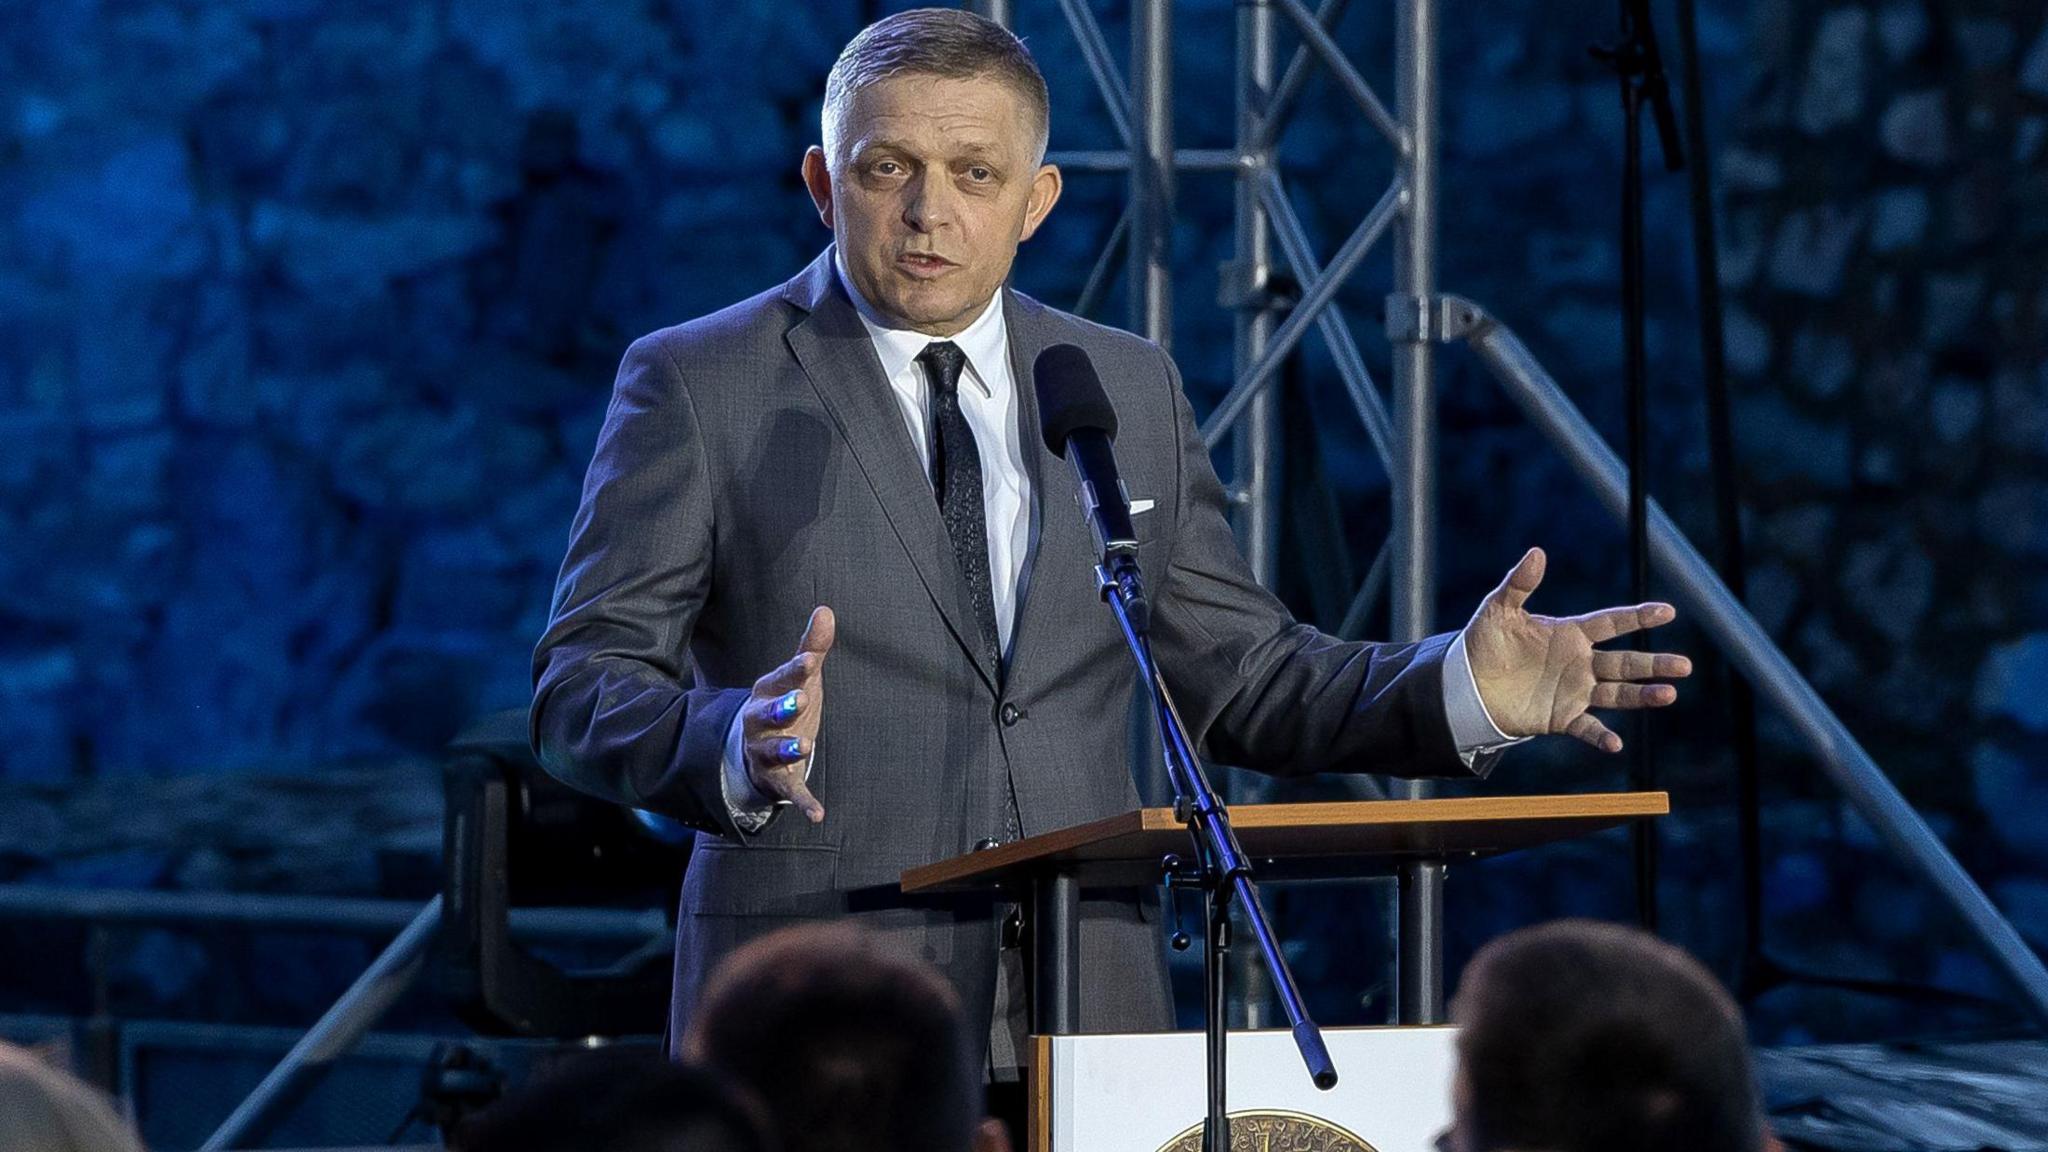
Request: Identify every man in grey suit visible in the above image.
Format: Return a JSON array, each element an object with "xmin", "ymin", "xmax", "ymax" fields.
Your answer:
[{"xmin": 531, "ymin": 8, "xmax": 1691, "ymax": 1059}]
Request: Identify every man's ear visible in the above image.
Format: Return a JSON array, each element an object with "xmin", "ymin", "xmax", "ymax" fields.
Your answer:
[
  {"xmin": 1017, "ymin": 163, "xmax": 1063, "ymax": 242},
  {"xmin": 801, "ymin": 146, "xmax": 834, "ymax": 230},
  {"xmin": 971, "ymin": 1116, "xmax": 1013, "ymax": 1152}
]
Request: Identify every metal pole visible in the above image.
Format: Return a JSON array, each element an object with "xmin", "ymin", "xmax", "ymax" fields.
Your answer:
[
  {"xmin": 1074, "ymin": 206, "xmax": 1131, "ymax": 320},
  {"xmin": 1129, "ymin": 0, "xmax": 1173, "ymax": 348},
  {"xmin": 1668, "ymin": 0, "xmax": 1772, "ymax": 996},
  {"xmin": 1202, "ymin": 888, "xmax": 1232, "ymax": 1152},
  {"xmin": 1232, "ymin": 0, "xmax": 1281, "ymax": 590},
  {"xmin": 968, "ymin": 0, "xmax": 1014, "ymax": 29},
  {"xmin": 1052, "ymin": 0, "xmax": 1135, "ymax": 148},
  {"xmin": 1272, "ymin": 0, "xmax": 1403, "ymax": 147},
  {"xmin": 1228, "ymin": 0, "xmax": 1283, "ymax": 1024},
  {"xmin": 1397, "ymin": 863, "xmax": 1444, "ymax": 1020},
  {"xmin": 1046, "ymin": 148, "xmax": 1238, "ymax": 172},
  {"xmin": 1390, "ymin": 0, "xmax": 1446, "ymax": 1025},
  {"xmin": 1391, "ymin": 0, "xmax": 1437, "ymax": 655},
  {"xmin": 1253, "ymin": 0, "xmax": 1357, "ymax": 152},
  {"xmin": 0, "ymin": 883, "xmax": 664, "ymax": 944},
  {"xmin": 201, "ymin": 897, "xmax": 442, "ymax": 1151},
  {"xmin": 1259, "ymin": 174, "xmax": 1396, "ymax": 471},
  {"xmin": 1127, "ymin": 0, "xmax": 1174, "ymax": 808},
  {"xmin": 1031, "ymin": 874, "xmax": 1082, "ymax": 1034},
  {"xmin": 1199, "ymin": 179, "xmax": 1407, "ymax": 449},
  {"xmin": 1464, "ymin": 317, "xmax": 2048, "ymax": 1027},
  {"xmin": 1604, "ymin": 0, "xmax": 1667, "ymax": 936}
]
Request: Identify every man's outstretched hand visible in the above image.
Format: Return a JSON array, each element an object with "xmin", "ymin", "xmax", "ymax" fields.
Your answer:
[
  {"xmin": 742, "ymin": 606, "xmax": 835, "ymax": 823},
  {"xmin": 1463, "ymin": 548, "xmax": 1691, "ymax": 753}
]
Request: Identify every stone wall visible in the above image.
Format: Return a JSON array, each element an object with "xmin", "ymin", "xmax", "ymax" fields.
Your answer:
[
  {"xmin": 1712, "ymin": 0, "xmax": 2048, "ymax": 1034},
  {"xmin": 2, "ymin": 1, "xmax": 868, "ymax": 778}
]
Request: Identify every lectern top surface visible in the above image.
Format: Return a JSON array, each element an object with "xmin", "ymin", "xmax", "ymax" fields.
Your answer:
[{"xmin": 899, "ymin": 791, "xmax": 1669, "ymax": 893}]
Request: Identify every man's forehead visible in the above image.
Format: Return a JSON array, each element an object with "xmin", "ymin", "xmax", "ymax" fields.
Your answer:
[
  {"xmin": 850, "ymin": 127, "xmax": 1009, "ymax": 158},
  {"xmin": 839, "ymin": 74, "xmax": 1039, "ymax": 149},
  {"xmin": 851, "ymin": 70, "xmax": 1027, "ymax": 108}
]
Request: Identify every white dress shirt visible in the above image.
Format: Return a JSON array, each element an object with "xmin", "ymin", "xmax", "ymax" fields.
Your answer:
[
  {"xmin": 720, "ymin": 263, "xmax": 1518, "ymax": 828},
  {"xmin": 840, "ymin": 262, "xmax": 1031, "ymax": 654}
]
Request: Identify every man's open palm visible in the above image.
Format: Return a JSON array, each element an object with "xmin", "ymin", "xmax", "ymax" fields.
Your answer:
[{"xmin": 1463, "ymin": 548, "xmax": 1692, "ymax": 753}]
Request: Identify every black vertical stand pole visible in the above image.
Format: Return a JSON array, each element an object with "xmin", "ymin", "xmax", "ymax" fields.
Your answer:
[
  {"xmin": 1031, "ymin": 873, "xmax": 1082, "ymax": 1034},
  {"xmin": 1657, "ymin": 0, "xmax": 1938, "ymax": 1009},
  {"xmin": 1397, "ymin": 863, "xmax": 1443, "ymax": 1020},
  {"xmin": 1661, "ymin": 0, "xmax": 1768, "ymax": 1001},
  {"xmin": 1203, "ymin": 887, "xmax": 1232, "ymax": 1152},
  {"xmin": 1623, "ymin": 56, "xmax": 1658, "ymax": 935},
  {"xmin": 1595, "ymin": 0, "xmax": 1683, "ymax": 935}
]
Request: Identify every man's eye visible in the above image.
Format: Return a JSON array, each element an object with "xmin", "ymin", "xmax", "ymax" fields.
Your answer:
[
  {"xmin": 967, "ymin": 166, "xmax": 994, "ymax": 182},
  {"xmin": 872, "ymin": 160, "xmax": 903, "ymax": 176}
]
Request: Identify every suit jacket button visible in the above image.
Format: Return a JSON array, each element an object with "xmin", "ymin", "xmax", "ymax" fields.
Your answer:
[{"xmin": 999, "ymin": 703, "xmax": 1023, "ymax": 727}]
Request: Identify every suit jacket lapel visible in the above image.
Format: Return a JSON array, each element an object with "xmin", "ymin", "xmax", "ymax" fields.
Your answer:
[
  {"xmin": 781, "ymin": 247, "xmax": 1000, "ymax": 694},
  {"xmin": 1000, "ymin": 288, "xmax": 1099, "ymax": 693}
]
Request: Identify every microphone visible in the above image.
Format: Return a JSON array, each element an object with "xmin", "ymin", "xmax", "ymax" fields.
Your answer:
[{"xmin": 1033, "ymin": 344, "xmax": 1149, "ymax": 633}]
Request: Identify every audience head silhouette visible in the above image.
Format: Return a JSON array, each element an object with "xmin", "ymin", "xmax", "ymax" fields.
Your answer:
[
  {"xmin": 1447, "ymin": 919, "xmax": 1766, "ymax": 1152},
  {"xmin": 685, "ymin": 922, "xmax": 1006, "ymax": 1152}
]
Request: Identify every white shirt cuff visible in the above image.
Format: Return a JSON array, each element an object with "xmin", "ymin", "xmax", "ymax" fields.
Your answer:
[
  {"xmin": 721, "ymin": 708, "xmax": 808, "ymax": 834},
  {"xmin": 1444, "ymin": 628, "xmax": 1530, "ymax": 766}
]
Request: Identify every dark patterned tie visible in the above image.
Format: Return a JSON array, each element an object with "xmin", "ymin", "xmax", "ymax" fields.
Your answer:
[{"xmin": 916, "ymin": 341, "xmax": 1002, "ymax": 664}]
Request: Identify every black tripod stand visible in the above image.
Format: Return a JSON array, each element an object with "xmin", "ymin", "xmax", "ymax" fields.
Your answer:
[
  {"xmin": 1596, "ymin": 0, "xmax": 2019, "ymax": 1022},
  {"xmin": 1591, "ymin": 0, "xmax": 1685, "ymax": 935}
]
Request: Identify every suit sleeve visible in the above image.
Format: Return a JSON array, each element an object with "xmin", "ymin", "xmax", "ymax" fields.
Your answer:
[
  {"xmin": 1145, "ymin": 346, "xmax": 1489, "ymax": 780},
  {"xmin": 529, "ymin": 334, "xmax": 751, "ymax": 837}
]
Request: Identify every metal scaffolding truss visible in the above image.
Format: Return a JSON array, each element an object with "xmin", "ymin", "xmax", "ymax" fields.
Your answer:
[{"xmin": 970, "ymin": 0, "xmax": 2048, "ymax": 1028}]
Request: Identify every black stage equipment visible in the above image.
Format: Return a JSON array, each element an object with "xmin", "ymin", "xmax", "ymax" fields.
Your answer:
[{"xmin": 440, "ymin": 710, "xmax": 685, "ymax": 1040}]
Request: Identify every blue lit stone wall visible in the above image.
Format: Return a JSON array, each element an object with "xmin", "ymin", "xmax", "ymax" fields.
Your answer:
[
  {"xmin": 1709, "ymin": 0, "xmax": 2048, "ymax": 1037},
  {"xmin": 2, "ymin": 0, "xmax": 2043, "ymax": 1044},
  {"xmin": 0, "ymin": 1, "xmax": 870, "ymax": 778}
]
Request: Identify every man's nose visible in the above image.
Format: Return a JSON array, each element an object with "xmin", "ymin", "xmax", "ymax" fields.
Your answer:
[{"xmin": 902, "ymin": 171, "xmax": 955, "ymax": 231}]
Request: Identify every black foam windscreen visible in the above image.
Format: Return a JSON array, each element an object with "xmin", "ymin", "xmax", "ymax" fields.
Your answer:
[{"xmin": 1033, "ymin": 343, "xmax": 1118, "ymax": 457}]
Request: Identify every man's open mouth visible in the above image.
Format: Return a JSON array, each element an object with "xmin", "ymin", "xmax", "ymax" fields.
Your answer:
[{"xmin": 897, "ymin": 252, "xmax": 957, "ymax": 275}]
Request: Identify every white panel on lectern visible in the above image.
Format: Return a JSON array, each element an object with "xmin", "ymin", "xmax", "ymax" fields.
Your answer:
[{"xmin": 1048, "ymin": 1025, "xmax": 1458, "ymax": 1152}]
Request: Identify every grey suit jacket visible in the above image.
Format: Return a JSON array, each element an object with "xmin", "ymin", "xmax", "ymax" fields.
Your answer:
[{"xmin": 531, "ymin": 245, "xmax": 1486, "ymax": 1049}]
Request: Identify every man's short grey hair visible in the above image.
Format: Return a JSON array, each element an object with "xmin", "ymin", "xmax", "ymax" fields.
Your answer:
[{"xmin": 822, "ymin": 8, "xmax": 1052, "ymax": 168}]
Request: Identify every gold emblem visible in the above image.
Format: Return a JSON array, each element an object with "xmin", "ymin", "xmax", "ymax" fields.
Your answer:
[{"xmin": 1154, "ymin": 1109, "xmax": 1380, "ymax": 1152}]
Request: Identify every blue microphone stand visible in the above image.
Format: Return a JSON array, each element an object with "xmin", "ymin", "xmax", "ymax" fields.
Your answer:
[{"xmin": 1095, "ymin": 563, "xmax": 1337, "ymax": 1152}]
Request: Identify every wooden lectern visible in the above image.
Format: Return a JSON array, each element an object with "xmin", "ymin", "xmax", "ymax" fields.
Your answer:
[{"xmin": 901, "ymin": 792, "xmax": 1669, "ymax": 1037}]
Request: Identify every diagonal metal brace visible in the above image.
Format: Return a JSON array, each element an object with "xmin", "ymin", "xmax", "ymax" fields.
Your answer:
[
  {"xmin": 1447, "ymin": 299, "xmax": 2048, "ymax": 1028},
  {"xmin": 1055, "ymin": 0, "xmax": 1134, "ymax": 147},
  {"xmin": 1251, "ymin": 0, "xmax": 1357, "ymax": 152},
  {"xmin": 1260, "ymin": 172, "xmax": 1396, "ymax": 471},
  {"xmin": 1200, "ymin": 176, "xmax": 1407, "ymax": 449},
  {"xmin": 1273, "ymin": 0, "xmax": 1407, "ymax": 152},
  {"xmin": 202, "ymin": 897, "xmax": 442, "ymax": 1149}
]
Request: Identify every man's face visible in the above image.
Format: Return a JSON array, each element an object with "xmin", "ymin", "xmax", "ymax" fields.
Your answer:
[{"xmin": 803, "ymin": 72, "xmax": 1062, "ymax": 336}]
